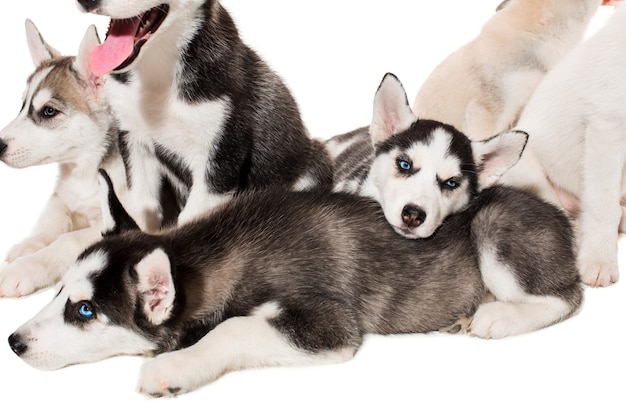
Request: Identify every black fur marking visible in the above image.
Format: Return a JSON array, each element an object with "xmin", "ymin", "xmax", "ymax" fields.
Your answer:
[
  {"xmin": 154, "ymin": 143, "xmax": 193, "ymax": 189},
  {"xmin": 110, "ymin": 71, "xmax": 132, "ymax": 85},
  {"xmin": 117, "ymin": 130, "xmax": 132, "ymax": 188},
  {"xmin": 99, "ymin": 169, "xmax": 140, "ymax": 236}
]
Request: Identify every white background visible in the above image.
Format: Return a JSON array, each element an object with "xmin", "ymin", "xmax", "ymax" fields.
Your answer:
[{"xmin": 0, "ymin": 1, "xmax": 624, "ymax": 415}]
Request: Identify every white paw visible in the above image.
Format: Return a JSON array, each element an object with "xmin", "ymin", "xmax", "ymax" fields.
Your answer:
[
  {"xmin": 578, "ymin": 252, "xmax": 619, "ymax": 288},
  {"xmin": 0, "ymin": 257, "xmax": 57, "ymax": 297},
  {"xmin": 137, "ymin": 351, "xmax": 204, "ymax": 398},
  {"xmin": 469, "ymin": 302, "xmax": 518, "ymax": 340},
  {"xmin": 5, "ymin": 237, "xmax": 49, "ymax": 263}
]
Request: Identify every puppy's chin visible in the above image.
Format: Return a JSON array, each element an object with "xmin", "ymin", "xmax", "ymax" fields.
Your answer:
[
  {"xmin": 392, "ymin": 225, "xmax": 420, "ymax": 239},
  {"xmin": 391, "ymin": 223, "xmax": 438, "ymax": 240}
]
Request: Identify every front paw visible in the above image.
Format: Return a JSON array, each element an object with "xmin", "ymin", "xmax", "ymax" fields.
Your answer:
[
  {"xmin": 469, "ymin": 302, "xmax": 516, "ymax": 340},
  {"xmin": 578, "ymin": 250, "xmax": 619, "ymax": 288},
  {"xmin": 0, "ymin": 257, "xmax": 57, "ymax": 297},
  {"xmin": 137, "ymin": 353, "xmax": 197, "ymax": 398}
]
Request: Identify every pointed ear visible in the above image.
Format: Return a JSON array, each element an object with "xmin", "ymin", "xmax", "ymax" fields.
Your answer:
[
  {"xmin": 25, "ymin": 19, "xmax": 61, "ymax": 67},
  {"xmin": 370, "ymin": 73, "xmax": 416, "ymax": 144},
  {"xmin": 135, "ymin": 249, "xmax": 175, "ymax": 326},
  {"xmin": 98, "ymin": 169, "xmax": 139, "ymax": 236},
  {"xmin": 472, "ymin": 130, "xmax": 528, "ymax": 190},
  {"xmin": 73, "ymin": 25, "xmax": 102, "ymax": 99}
]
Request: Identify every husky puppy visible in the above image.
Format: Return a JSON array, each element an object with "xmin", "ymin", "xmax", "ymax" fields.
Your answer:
[
  {"xmin": 328, "ymin": 73, "xmax": 582, "ymax": 339},
  {"xmin": 330, "ymin": 74, "xmax": 529, "ymax": 239},
  {"xmin": 501, "ymin": 1, "xmax": 626, "ymax": 287},
  {"xmin": 75, "ymin": 0, "xmax": 333, "ymax": 232},
  {"xmin": 0, "ymin": 22, "xmax": 128, "ymax": 297},
  {"xmin": 412, "ymin": 0, "xmax": 606, "ymax": 139},
  {"xmin": 9, "ymin": 168, "xmax": 581, "ymax": 396}
]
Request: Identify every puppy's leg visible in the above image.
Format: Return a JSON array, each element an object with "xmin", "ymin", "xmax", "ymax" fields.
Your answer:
[
  {"xmin": 123, "ymin": 143, "xmax": 164, "ymax": 233},
  {"xmin": 0, "ymin": 226, "xmax": 101, "ymax": 297},
  {"xmin": 137, "ymin": 302, "xmax": 356, "ymax": 397},
  {"xmin": 5, "ymin": 194, "xmax": 73, "ymax": 263},
  {"xmin": 576, "ymin": 124, "xmax": 624, "ymax": 287},
  {"xmin": 470, "ymin": 247, "xmax": 580, "ymax": 339}
]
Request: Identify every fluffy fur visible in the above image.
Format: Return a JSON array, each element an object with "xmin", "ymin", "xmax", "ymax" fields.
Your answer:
[
  {"xmin": 76, "ymin": 0, "xmax": 332, "ymax": 232},
  {"xmin": 10, "ymin": 172, "xmax": 489, "ymax": 396},
  {"xmin": 413, "ymin": 0, "xmax": 605, "ymax": 139},
  {"xmin": 501, "ymin": 2, "xmax": 626, "ymax": 287}
]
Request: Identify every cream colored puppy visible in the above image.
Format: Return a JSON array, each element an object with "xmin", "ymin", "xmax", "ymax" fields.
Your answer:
[
  {"xmin": 502, "ymin": 2, "xmax": 626, "ymax": 288},
  {"xmin": 413, "ymin": 0, "xmax": 605, "ymax": 140}
]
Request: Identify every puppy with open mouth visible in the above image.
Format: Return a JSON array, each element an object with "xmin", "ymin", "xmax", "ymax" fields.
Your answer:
[{"xmin": 75, "ymin": 0, "xmax": 333, "ymax": 232}]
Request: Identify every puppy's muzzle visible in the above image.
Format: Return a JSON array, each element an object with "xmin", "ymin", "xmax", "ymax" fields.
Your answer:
[{"xmin": 0, "ymin": 140, "xmax": 7, "ymax": 158}]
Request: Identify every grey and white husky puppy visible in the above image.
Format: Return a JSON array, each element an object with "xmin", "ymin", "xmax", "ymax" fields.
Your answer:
[
  {"xmin": 326, "ymin": 73, "xmax": 583, "ymax": 340},
  {"xmin": 0, "ymin": 22, "xmax": 126, "ymax": 297},
  {"xmin": 75, "ymin": 0, "xmax": 333, "ymax": 232},
  {"xmin": 9, "ymin": 163, "xmax": 581, "ymax": 396}
]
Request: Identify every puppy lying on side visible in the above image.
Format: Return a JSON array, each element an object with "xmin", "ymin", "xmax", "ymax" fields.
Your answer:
[
  {"xmin": 413, "ymin": 0, "xmax": 605, "ymax": 139},
  {"xmin": 10, "ymin": 170, "xmax": 485, "ymax": 396}
]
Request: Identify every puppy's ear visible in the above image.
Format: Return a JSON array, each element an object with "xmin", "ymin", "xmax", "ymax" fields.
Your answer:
[
  {"xmin": 471, "ymin": 130, "xmax": 529, "ymax": 190},
  {"xmin": 370, "ymin": 73, "xmax": 416, "ymax": 144},
  {"xmin": 135, "ymin": 249, "xmax": 175, "ymax": 326},
  {"xmin": 98, "ymin": 169, "xmax": 140, "ymax": 236},
  {"xmin": 73, "ymin": 25, "xmax": 102, "ymax": 99},
  {"xmin": 25, "ymin": 19, "xmax": 61, "ymax": 67}
]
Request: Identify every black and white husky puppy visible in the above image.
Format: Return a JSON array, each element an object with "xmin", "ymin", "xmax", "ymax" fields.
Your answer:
[
  {"xmin": 75, "ymin": 0, "xmax": 333, "ymax": 231},
  {"xmin": 325, "ymin": 73, "xmax": 583, "ymax": 339},
  {"xmin": 9, "ymin": 166, "xmax": 581, "ymax": 396}
]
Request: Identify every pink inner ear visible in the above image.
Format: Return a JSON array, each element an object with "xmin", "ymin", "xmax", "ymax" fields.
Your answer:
[
  {"xmin": 145, "ymin": 282, "xmax": 169, "ymax": 312},
  {"xmin": 135, "ymin": 249, "xmax": 175, "ymax": 324}
]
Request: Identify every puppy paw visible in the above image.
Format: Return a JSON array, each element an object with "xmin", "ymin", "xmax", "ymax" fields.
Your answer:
[
  {"xmin": 137, "ymin": 352, "xmax": 204, "ymax": 398},
  {"xmin": 579, "ymin": 258, "xmax": 619, "ymax": 288},
  {"xmin": 0, "ymin": 257, "xmax": 56, "ymax": 297},
  {"xmin": 469, "ymin": 302, "xmax": 517, "ymax": 340}
]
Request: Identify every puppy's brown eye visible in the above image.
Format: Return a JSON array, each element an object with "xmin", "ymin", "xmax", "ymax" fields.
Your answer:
[{"xmin": 41, "ymin": 106, "xmax": 59, "ymax": 119}]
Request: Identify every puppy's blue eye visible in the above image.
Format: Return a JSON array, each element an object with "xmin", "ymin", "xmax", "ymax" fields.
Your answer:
[
  {"xmin": 445, "ymin": 179, "xmax": 459, "ymax": 189},
  {"xmin": 398, "ymin": 160, "xmax": 412, "ymax": 171},
  {"xmin": 78, "ymin": 303, "xmax": 95, "ymax": 319}
]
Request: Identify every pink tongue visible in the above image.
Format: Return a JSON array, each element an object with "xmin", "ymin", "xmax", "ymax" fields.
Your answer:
[{"xmin": 91, "ymin": 19, "xmax": 140, "ymax": 77}]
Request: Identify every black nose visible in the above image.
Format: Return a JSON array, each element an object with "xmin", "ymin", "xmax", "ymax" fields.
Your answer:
[
  {"xmin": 8, "ymin": 333, "xmax": 27, "ymax": 357},
  {"xmin": 76, "ymin": 0, "xmax": 101, "ymax": 12},
  {"xmin": 401, "ymin": 205, "xmax": 426, "ymax": 228},
  {"xmin": 0, "ymin": 140, "xmax": 6, "ymax": 158}
]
